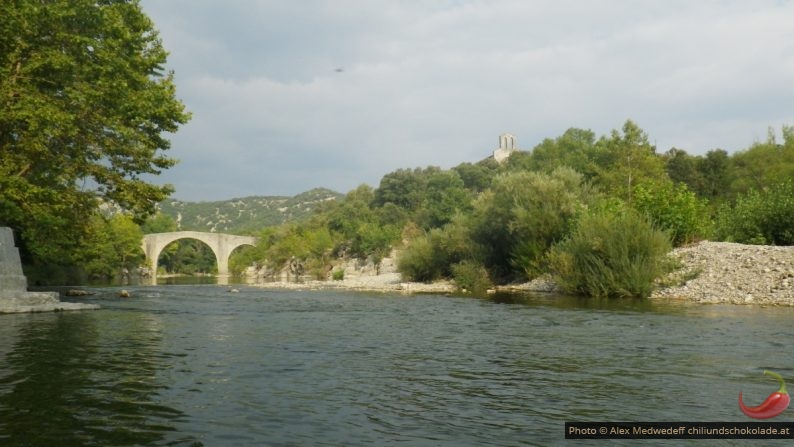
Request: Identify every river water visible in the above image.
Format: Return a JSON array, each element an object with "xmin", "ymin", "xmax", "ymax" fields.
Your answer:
[{"xmin": 1, "ymin": 286, "xmax": 794, "ymax": 446}]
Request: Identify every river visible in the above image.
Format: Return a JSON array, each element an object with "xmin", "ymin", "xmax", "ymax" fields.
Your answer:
[{"xmin": 1, "ymin": 285, "xmax": 793, "ymax": 446}]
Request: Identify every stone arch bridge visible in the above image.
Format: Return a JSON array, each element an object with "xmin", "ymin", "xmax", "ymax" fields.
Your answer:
[{"xmin": 141, "ymin": 231, "xmax": 257, "ymax": 277}]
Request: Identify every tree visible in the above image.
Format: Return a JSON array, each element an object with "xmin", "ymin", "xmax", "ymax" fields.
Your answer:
[
  {"xmin": 470, "ymin": 167, "xmax": 593, "ymax": 280},
  {"xmin": 414, "ymin": 169, "xmax": 471, "ymax": 229},
  {"xmin": 514, "ymin": 127, "xmax": 596, "ymax": 175},
  {"xmin": 0, "ymin": 0, "xmax": 190, "ymax": 266},
  {"xmin": 78, "ymin": 214, "xmax": 144, "ymax": 279},
  {"xmin": 729, "ymin": 126, "xmax": 794, "ymax": 196},
  {"xmin": 697, "ymin": 149, "xmax": 731, "ymax": 200},
  {"xmin": 663, "ymin": 148, "xmax": 705, "ymax": 194},
  {"xmin": 590, "ymin": 120, "xmax": 667, "ymax": 203},
  {"xmin": 373, "ymin": 168, "xmax": 429, "ymax": 211},
  {"xmin": 452, "ymin": 161, "xmax": 496, "ymax": 193},
  {"xmin": 632, "ymin": 180, "xmax": 711, "ymax": 246},
  {"xmin": 141, "ymin": 212, "xmax": 178, "ymax": 234},
  {"xmin": 715, "ymin": 179, "xmax": 794, "ymax": 245}
]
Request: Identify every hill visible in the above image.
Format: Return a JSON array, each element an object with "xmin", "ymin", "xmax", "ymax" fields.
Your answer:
[{"xmin": 157, "ymin": 188, "xmax": 343, "ymax": 234}]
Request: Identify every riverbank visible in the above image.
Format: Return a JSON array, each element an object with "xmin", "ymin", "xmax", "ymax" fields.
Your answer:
[
  {"xmin": 650, "ymin": 241, "xmax": 794, "ymax": 305},
  {"xmin": 252, "ymin": 241, "xmax": 794, "ymax": 305},
  {"xmin": 254, "ymin": 272, "xmax": 456, "ymax": 294}
]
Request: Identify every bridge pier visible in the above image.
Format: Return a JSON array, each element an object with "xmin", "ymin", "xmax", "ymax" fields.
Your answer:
[{"xmin": 141, "ymin": 231, "xmax": 257, "ymax": 280}]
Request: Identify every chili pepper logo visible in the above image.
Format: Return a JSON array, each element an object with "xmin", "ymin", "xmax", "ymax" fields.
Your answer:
[{"xmin": 738, "ymin": 370, "xmax": 790, "ymax": 419}]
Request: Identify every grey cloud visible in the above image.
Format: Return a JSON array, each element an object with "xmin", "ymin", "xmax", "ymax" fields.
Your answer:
[{"xmin": 141, "ymin": 0, "xmax": 794, "ymax": 201}]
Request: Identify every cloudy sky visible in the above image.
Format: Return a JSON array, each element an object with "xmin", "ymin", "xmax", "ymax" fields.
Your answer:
[{"xmin": 140, "ymin": 0, "xmax": 794, "ymax": 202}]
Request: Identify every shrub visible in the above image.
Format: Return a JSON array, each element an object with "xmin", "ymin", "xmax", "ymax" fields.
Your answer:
[
  {"xmin": 451, "ymin": 260, "xmax": 491, "ymax": 293},
  {"xmin": 715, "ymin": 180, "xmax": 794, "ymax": 245},
  {"xmin": 632, "ymin": 181, "xmax": 712, "ymax": 246},
  {"xmin": 332, "ymin": 269, "xmax": 345, "ymax": 281},
  {"xmin": 548, "ymin": 208, "xmax": 673, "ymax": 298},
  {"xmin": 397, "ymin": 217, "xmax": 480, "ymax": 283},
  {"xmin": 469, "ymin": 167, "xmax": 592, "ymax": 281},
  {"xmin": 397, "ymin": 234, "xmax": 443, "ymax": 282}
]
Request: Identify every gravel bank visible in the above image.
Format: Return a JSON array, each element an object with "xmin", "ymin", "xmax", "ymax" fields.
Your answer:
[
  {"xmin": 651, "ymin": 241, "xmax": 794, "ymax": 305},
  {"xmin": 252, "ymin": 241, "xmax": 794, "ymax": 305},
  {"xmin": 254, "ymin": 272, "xmax": 456, "ymax": 294}
]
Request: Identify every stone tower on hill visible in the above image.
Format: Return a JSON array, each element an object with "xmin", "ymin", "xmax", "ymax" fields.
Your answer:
[{"xmin": 493, "ymin": 133, "xmax": 518, "ymax": 163}]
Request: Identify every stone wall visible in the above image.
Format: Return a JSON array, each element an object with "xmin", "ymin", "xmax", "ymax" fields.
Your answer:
[{"xmin": 0, "ymin": 227, "xmax": 99, "ymax": 313}]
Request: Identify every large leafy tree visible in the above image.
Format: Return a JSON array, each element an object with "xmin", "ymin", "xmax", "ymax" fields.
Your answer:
[
  {"xmin": 0, "ymin": 0, "xmax": 189, "ymax": 264},
  {"xmin": 590, "ymin": 120, "xmax": 667, "ymax": 203},
  {"xmin": 729, "ymin": 126, "xmax": 794, "ymax": 196}
]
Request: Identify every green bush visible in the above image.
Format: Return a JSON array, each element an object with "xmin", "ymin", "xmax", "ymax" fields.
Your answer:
[
  {"xmin": 397, "ymin": 235, "xmax": 443, "ymax": 282},
  {"xmin": 632, "ymin": 181, "xmax": 712, "ymax": 246},
  {"xmin": 548, "ymin": 208, "xmax": 673, "ymax": 298},
  {"xmin": 397, "ymin": 219, "xmax": 479, "ymax": 283},
  {"xmin": 332, "ymin": 269, "xmax": 345, "ymax": 281},
  {"xmin": 451, "ymin": 260, "xmax": 491, "ymax": 293},
  {"xmin": 470, "ymin": 167, "xmax": 592, "ymax": 281},
  {"xmin": 715, "ymin": 180, "xmax": 794, "ymax": 245}
]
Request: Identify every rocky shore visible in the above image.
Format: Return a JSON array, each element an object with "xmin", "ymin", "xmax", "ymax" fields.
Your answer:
[
  {"xmin": 650, "ymin": 241, "xmax": 794, "ymax": 305},
  {"xmin": 253, "ymin": 241, "xmax": 794, "ymax": 306}
]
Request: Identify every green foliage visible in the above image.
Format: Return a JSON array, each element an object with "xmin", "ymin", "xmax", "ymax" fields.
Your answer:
[
  {"xmin": 353, "ymin": 223, "xmax": 400, "ymax": 265},
  {"xmin": 632, "ymin": 181, "xmax": 711, "ymax": 246},
  {"xmin": 470, "ymin": 167, "xmax": 592, "ymax": 280},
  {"xmin": 729, "ymin": 127, "xmax": 794, "ymax": 196},
  {"xmin": 452, "ymin": 161, "xmax": 497, "ymax": 192},
  {"xmin": 590, "ymin": 120, "xmax": 667, "ymax": 202},
  {"xmin": 510, "ymin": 127, "xmax": 596, "ymax": 175},
  {"xmin": 549, "ymin": 208, "xmax": 673, "ymax": 298},
  {"xmin": 451, "ymin": 260, "xmax": 491, "ymax": 294},
  {"xmin": 141, "ymin": 212, "xmax": 178, "ymax": 234},
  {"xmin": 664, "ymin": 148, "xmax": 705, "ymax": 194},
  {"xmin": 228, "ymin": 245, "xmax": 259, "ymax": 276},
  {"xmin": 332, "ymin": 269, "xmax": 345, "ymax": 281},
  {"xmin": 397, "ymin": 219, "xmax": 475, "ymax": 282},
  {"xmin": 327, "ymin": 185, "xmax": 402, "ymax": 264},
  {"xmin": 77, "ymin": 214, "xmax": 144, "ymax": 280},
  {"xmin": 373, "ymin": 166, "xmax": 472, "ymax": 229},
  {"xmin": 397, "ymin": 233, "xmax": 442, "ymax": 282},
  {"xmin": 414, "ymin": 169, "xmax": 472, "ymax": 229},
  {"xmin": 159, "ymin": 239, "xmax": 216, "ymax": 275},
  {"xmin": 373, "ymin": 167, "xmax": 430, "ymax": 211},
  {"xmin": 715, "ymin": 180, "xmax": 794, "ymax": 245},
  {"xmin": 0, "ymin": 0, "xmax": 189, "ymax": 268},
  {"xmin": 698, "ymin": 149, "xmax": 732, "ymax": 200}
]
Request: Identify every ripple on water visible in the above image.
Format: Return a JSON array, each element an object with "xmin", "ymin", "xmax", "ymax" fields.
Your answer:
[{"xmin": 1, "ymin": 288, "xmax": 794, "ymax": 446}]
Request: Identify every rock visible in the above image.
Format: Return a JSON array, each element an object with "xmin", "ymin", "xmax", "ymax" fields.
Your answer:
[
  {"xmin": 119, "ymin": 290, "xmax": 130, "ymax": 298},
  {"xmin": 65, "ymin": 289, "xmax": 93, "ymax": 297}
]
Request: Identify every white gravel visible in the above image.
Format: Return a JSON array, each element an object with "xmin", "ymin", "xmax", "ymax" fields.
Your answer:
[{"xmin": 651, "ymin": 241, "xmax": 794, "ymax": 305}]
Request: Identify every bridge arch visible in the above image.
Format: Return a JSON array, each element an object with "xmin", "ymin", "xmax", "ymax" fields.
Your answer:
[{"xmin": 141, "ymin": 231, "xmax": 257, "ymax": 278}]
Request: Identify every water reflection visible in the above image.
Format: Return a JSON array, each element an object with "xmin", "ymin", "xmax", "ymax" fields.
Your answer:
[
  {"xmin": 488, "ymin": 290, "xmax": 690, "ymax": 313},
  {"xmin": 0, "ymin": 311, "xmax": 197, "ymax": 447},
  {"xmin": 2, "ymin": 287, "xmax": 794, "ymax": 446}
]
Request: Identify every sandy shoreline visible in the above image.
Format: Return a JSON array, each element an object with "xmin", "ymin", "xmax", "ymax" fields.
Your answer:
[{"xmin": 251, "ymin": 241, "xmax": 794, "ymax": 306}]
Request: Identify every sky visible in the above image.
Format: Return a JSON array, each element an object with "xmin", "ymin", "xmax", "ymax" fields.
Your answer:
[{"xmin": 139, "ymin": 0, "xmax": 794, "ymax": 202}]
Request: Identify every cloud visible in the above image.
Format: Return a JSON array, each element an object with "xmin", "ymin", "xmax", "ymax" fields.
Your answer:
[{"xmin": 141, "ymin": 0, "xmax": 794, "ymax": 201}]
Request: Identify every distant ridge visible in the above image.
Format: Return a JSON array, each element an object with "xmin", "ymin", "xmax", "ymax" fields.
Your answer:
[{"xmin": 157, "ymin": 187, "xmax": 343, "ymax": 234}]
